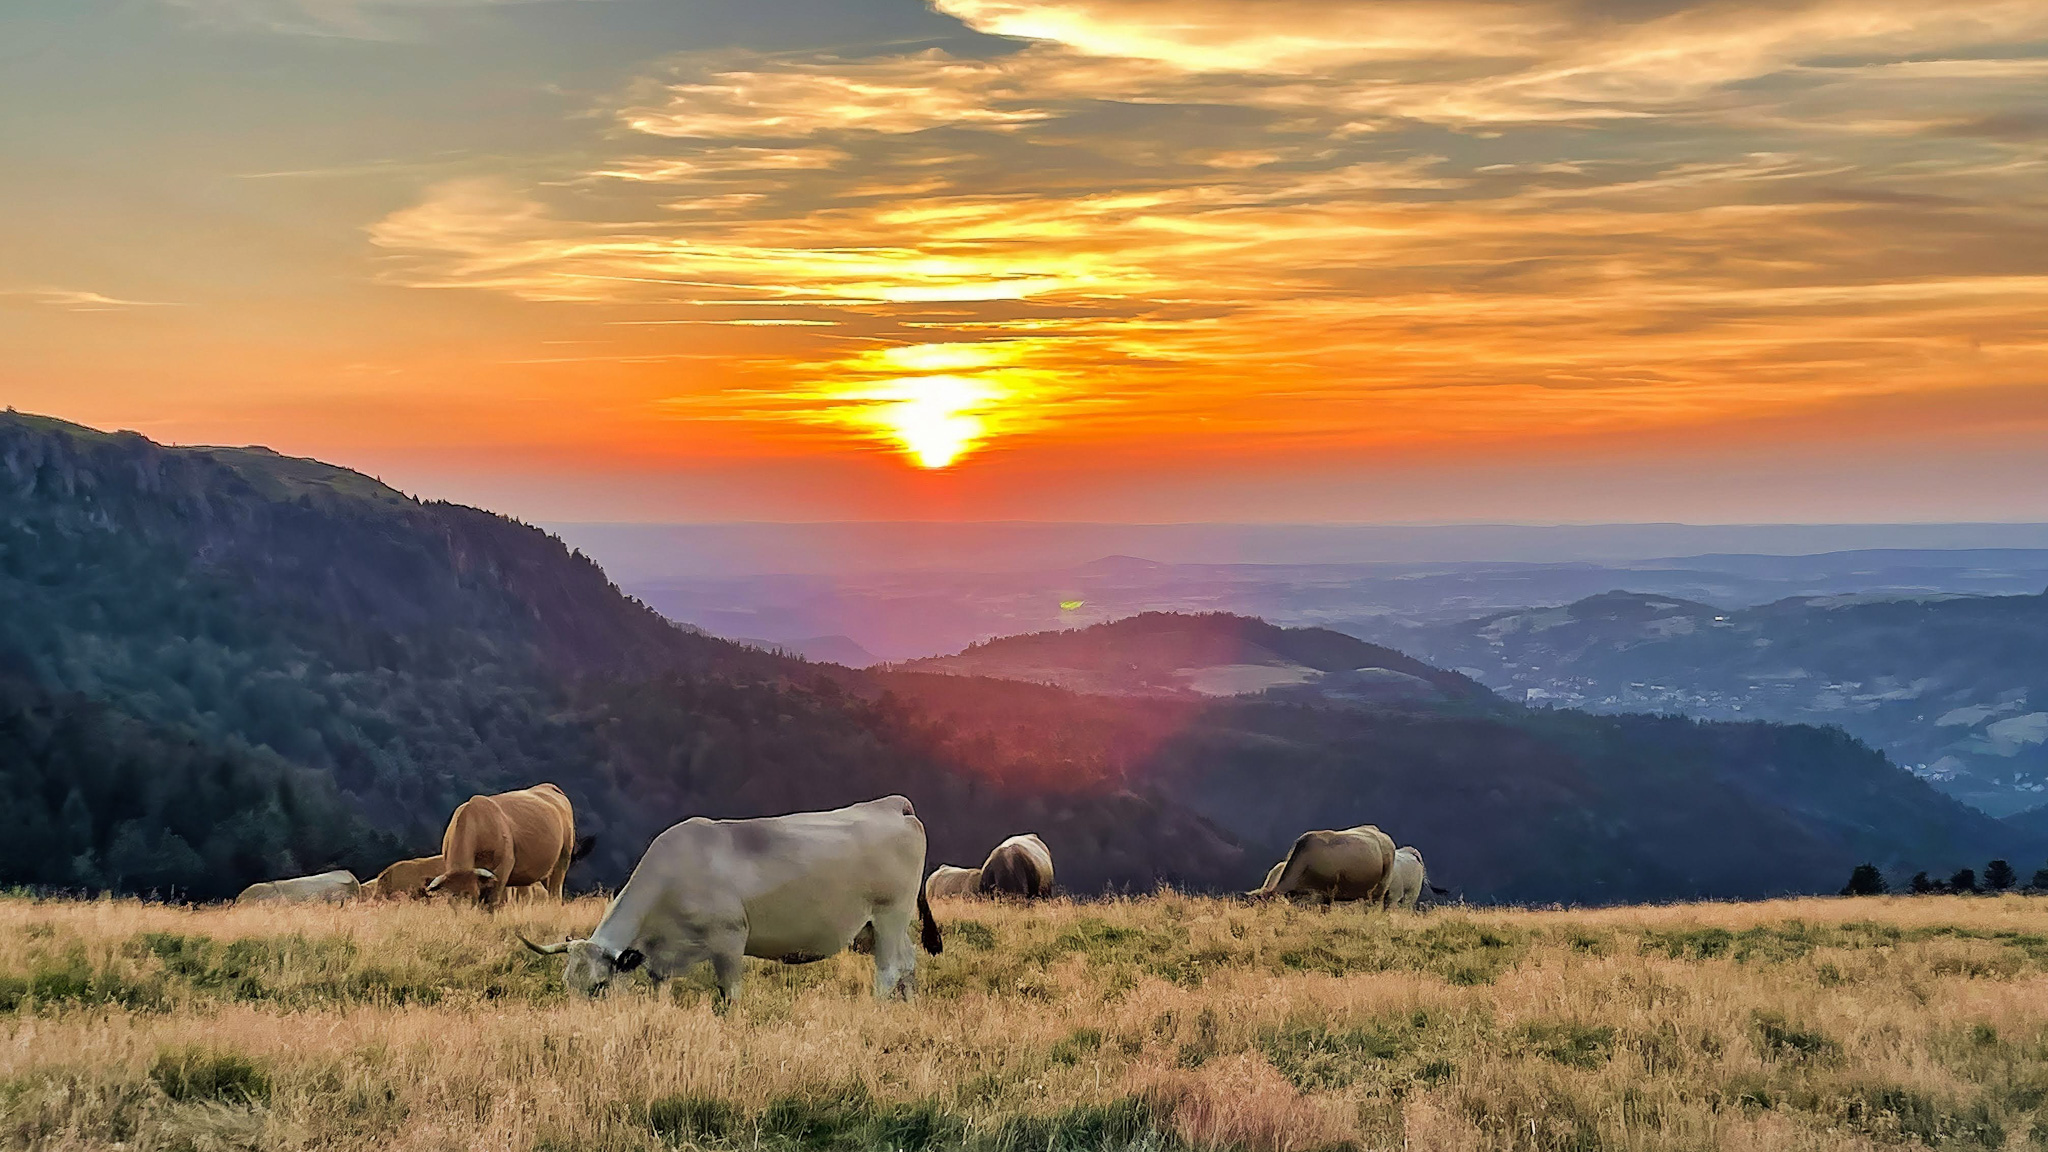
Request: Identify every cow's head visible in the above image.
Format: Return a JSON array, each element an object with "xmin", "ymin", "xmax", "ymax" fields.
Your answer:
[
  {"xmin": 519, "ymin": 935, "xmax": 644, "ymax": 996},
  {"xmin": 424, "ymin": 867, "xmax": 497, "ymax": 903}
]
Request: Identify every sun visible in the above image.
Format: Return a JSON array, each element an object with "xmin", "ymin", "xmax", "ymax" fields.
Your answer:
[{"xmin": 869, "ymin": 374, "xmax": 1002, "ymax": 468}]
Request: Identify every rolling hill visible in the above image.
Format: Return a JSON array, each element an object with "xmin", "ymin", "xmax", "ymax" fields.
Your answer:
[
  {"xmin": 900, "ymin": 612, "xmax": 1488, "ymax": 703},
  {"xmin": 1351, "ymin": 589, "xmax": 2048, "ymax": 816},
  {"xmin": 1, "ymin": 410, "xmax": 2029, "ymax": 903}
]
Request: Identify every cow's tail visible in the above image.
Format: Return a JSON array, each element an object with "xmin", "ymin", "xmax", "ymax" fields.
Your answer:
[{"xmin": 917, "ymin": 887, "xmax": 943, "ymax": 954}]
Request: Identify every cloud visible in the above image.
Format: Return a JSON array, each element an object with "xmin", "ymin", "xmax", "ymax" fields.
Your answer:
[
  {"xmin": 3, "ymin": 288, "xmax": 182, "ymax": 311},
  {"xmin": 939, "ymin": 0, "xmax": 2048, "ymax": 125},
  {"xmin": 934, "ymin": 0, "xmax": 1563, "ymax": 73},
  {"xmin": 362, "ymin": 0, "xmax": 2048, "ymax": 467},
  {"xmin": 162, "ymin": 0, "xmax": 613, "ymax": 39}
]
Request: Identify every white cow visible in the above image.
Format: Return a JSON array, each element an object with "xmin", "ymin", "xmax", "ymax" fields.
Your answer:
[
  {"xmin": 1384, "ymin": 846, "xmax": 1428, "ymax": 912},
  {"xmin": 521, "ymin": 795, "xmax": 941, "ymax": 1003},
  {"xmin": 234, "ymin": 869, "xmax": 361, "ymax": 905},
  {"xmin": 924, "ymin": 864, "xmax": 983, "ymax": 899}
]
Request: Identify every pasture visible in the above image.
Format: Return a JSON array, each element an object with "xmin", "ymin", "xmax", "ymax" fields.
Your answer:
[{"xmin": 4, "ymin": 893, "xmax": 2048, "ymax": 1151}]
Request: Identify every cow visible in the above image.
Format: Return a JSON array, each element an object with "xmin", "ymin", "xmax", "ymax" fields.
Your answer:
[
  {"xmin": 1249, "ymin": 825, "xmax": 1397, "ymax": 907},
  {"xmin": 521, "ymin": 795, "xmax": 940, "ymax": 1004},
  {"xmin": 234, "ymin": 870, "xmax": 361, "ymax": 906},
  {"xmin": 363, "ymin": 855, "xmax": 445, "ymax": 901},
  {"xmin": 978, "ymin": 834, "xmax": 1054, "ymax": 899},
  {"xmin": 426, "ymin": 783, "xmax": 578, "ymax": 909},
  {"xmin": 924, "ymin": 864, "xmax": 982, "ymax": 899},
  {"xmin": 1384, "ymin": 846, "xmax": 1428, "ymax": 912}
]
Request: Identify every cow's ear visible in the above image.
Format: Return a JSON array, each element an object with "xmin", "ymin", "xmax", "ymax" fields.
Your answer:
[{"xmin": 614, "ymin": 948, "xmax": 646, "ymax": 972}]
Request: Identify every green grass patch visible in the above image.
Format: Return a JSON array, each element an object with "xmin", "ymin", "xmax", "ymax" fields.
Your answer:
[
  {"xmin": 149, "ymin": 1045, "xmax": 270, "ymax": 1105},
  {"xmin": 1751, "ymin": 1012, "xmax": 1838, "ymax": 1061},
  {"xmin": 1050, "ymin": 1027, "xmax": 1106, "ymax": 1066},
  {"xmin": 0, "ymin": 950, "xmax": 167, "ymax": 1013},
  {"xmin": 1521, "ymin": 1021, "xmax": 1615, "ymax": 1070},
  {"xmin": 986, "ymin": 1098, "xmax": 1178, "ymax": 1152},
  {"xmin": 949, "ymin": 921, "xmax": 998, "ymax": 951},
  {"xmin": 1262, "ymin": 1014, "xmax": 1431, "ymax": 1092}
]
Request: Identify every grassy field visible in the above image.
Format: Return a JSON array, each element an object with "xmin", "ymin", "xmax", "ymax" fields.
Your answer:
[{"xmin": 4, "ymin": 893, "xmax": 2048, "ymax": 1151}]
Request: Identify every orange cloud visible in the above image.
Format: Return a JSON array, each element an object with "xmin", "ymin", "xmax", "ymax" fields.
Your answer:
[{"xmin": 360, "ymin": 0, "xmax": 2048, "ymax": 472}]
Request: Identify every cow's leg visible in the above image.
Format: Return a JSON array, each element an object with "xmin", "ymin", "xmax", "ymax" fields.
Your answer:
[
  {"xmin": 546, "ymin": 849, "xmax": 570, "ymax": 901},
  {"xmin": 869, "ymin": 902, "xmax": 918, "ymax": 1001},
  {"xmin": 709, "ymin": 948, "xmax": 744, "ymax": 1009}
]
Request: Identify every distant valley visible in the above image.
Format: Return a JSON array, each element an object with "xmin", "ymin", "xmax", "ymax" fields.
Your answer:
[
  {"xmin": 1348, "ymin": 590, "xmax": 2048, "ymax": 817},
  {"xmin": 610, "ymin": 548, "xmax": 2048, "ymax": 665}
]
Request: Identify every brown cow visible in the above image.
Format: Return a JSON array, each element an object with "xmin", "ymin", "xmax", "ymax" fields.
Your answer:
[
  {"xmin": 978, "ymin": 834, "xmax": 1054, "ymax": 899},
  {"xmin": 363, "ymin": 854, "xmax": 445, "ymax": 901},
  {"xmin": 426, "ymin": 783, "xmax": 577, "ymax": 909},
  {"xmin": 1250, "ymin": 825, "xmax": 1397, "ymax": 907}
]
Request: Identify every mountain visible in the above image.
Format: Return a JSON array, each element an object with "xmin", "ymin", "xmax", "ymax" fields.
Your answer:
[
  {"xmin": 0, "ymin": 412, "xmax": 1247, "ymax": 897},
  {"xmin": 734, "ymin": 635, "xmax": 879, "ymax": 668},
  {"xmin": 2, "ymin": 410, "xmax": 2027, "ymax": 903},
  {"xmin": 1352, "ymin": 590, "xmax": 2048, "ymax": 816},
  {"xmin": 901, "ymin": 612, "xmax": 1489, "ymax": 703}
]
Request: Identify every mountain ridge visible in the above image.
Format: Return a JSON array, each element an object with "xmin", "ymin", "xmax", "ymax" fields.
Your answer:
[{"xmin": 2, "ymin": 410, "xmax": 2028, "ymax": 903}]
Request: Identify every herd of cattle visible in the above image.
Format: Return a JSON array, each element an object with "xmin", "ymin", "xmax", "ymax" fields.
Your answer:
[
  {"xmin": 233, "ymin": 783, "xmax": 593, "ymax": 908},
  {"xmin": 231, "ymin": 785, "xmax": 1437, "ymax": 1004}
]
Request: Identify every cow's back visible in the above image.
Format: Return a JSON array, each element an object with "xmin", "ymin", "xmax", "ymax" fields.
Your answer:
[
  {"xmin": 924, "ymin": 865, "xmax": 981, "ymax": 899},
  {"xmin": 1272, "ymin": 826, "xmax": 1392, "ymax": 901},
  {"xmin": 371, "ymin": 855, "xmax": 445, "ymax": 900},
  {"xmin": 615, "ymin": 796, "xmax": 925, "ymax": 960},
  {"xmin": 238, "ymin": 870, "xmax": 358, "ymax": 905},
  {"xmin": 1387, "ymin": 848, "xmax": 1425, "ymax": 909},
  {"xmin": 491, "ymin": 785, "xmax": 574, "ymax": 887}
]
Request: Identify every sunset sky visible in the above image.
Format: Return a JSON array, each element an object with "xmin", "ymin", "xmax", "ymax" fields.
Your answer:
[{"xmin": 3, "ymin": 0, "xmax": 2045, "ymax": 523}]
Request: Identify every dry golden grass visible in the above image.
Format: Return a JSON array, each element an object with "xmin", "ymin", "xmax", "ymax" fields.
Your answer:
[{"xmin": 4, "ymin": 891, "xmax": 2048, "ymax": 1151}]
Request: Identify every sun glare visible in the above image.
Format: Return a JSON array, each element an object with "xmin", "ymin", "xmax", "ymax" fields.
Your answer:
[{"xmin": 868, "ymin": 374, "xmax": 1002, "ymax": 468}]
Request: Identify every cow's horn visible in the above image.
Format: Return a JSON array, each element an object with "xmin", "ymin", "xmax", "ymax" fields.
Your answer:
[
  {"xmin": 425, "ymin": 875, "xmax": 445, "ymax": 892},
  {"xmin": 473, "ymin": 868, "xmax": 496, "ymax": 881},
  {"xmin": 519, "ymin": 934, "xmax": 575, "ymax": 956}
]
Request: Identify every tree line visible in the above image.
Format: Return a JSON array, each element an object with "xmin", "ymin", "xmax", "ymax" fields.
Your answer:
[{"xmin": 1841, "ymin": 859, "xmax": 2044, "ymax": 896}]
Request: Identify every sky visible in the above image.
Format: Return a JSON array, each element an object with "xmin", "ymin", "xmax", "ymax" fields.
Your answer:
[{"xmin": 3, "ymin": 0, "xmax": 2046, "ymax": 524}]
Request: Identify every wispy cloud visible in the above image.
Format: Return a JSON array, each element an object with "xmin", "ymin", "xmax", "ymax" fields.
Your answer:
[
  {"xmin": 364, "ymin": 0, "xmax": 2048, "ymax": 467},
  {"xmin": 162, "ymin": 0, "xmax": 615, "ymax": 39},
  {"xmin": 4, "ymin": 288, "xmax": 183, "ymax": 311}
]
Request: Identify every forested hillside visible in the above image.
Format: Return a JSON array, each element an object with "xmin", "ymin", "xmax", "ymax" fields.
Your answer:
[
  {"xmin": 1, "ymin": 412, "xmax": 2025, "ymax": 903},
  {"xmin": 0, "ymin": 413, "xmax": 1242, "ymax": 897}
]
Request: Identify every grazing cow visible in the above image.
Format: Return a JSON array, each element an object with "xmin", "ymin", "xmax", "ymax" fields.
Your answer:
[
  {"xmin": 978, "ymin": 834, "xmax": 1054, "ymax": 899},
  {"xmin": 924, "ymin": 864, "xmax": 982, "ymax": 899},
  {"xmin": 363, "ymin": 855, "xmax": 445, "ymax": 901},
  {"xmin": 234, "ymin": 870, "xmax": 361, "ymax": 906},
  {"xmin": 1262, "ymin": 860, "xmax": 1286, "ymax": 892},
  {"xmin": 521, "ymin": 795, "xmax": 940, "ymax": 1004},
  {"xmin": 1384, "ymin": 846, "xmax": 1428, "ymax": 912},
  {"xmin": 426, "ymin": 783, "xmax": 577, "ymax": 909},
  {"xmin": 1250, "ymin": 825, "xmax": 1397, "ymax": 907}
]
